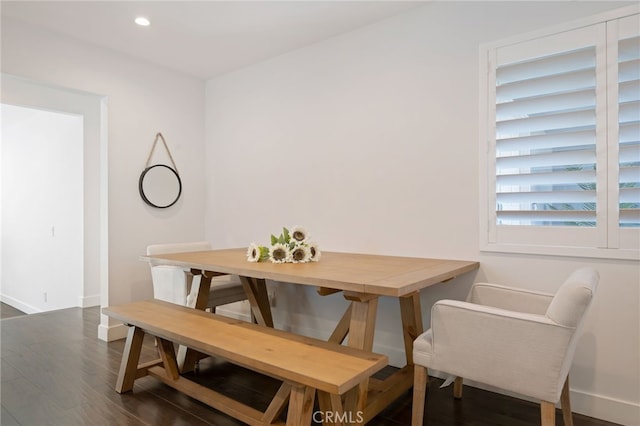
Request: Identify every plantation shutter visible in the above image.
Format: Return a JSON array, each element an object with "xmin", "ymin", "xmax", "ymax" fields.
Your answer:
[
  {"xmin": 494, "ymin": 26, "xmax": 600, "ymax": 227},
  {"xmin": 483, "ymin": 9, "xmax": 640, "ymax": 258},
  {"xmin": 618, "ymin": 30, "xmax": 640, "ymax": 228}
]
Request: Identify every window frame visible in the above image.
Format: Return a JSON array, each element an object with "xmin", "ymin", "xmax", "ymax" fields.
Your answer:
[{"xmin": 479, "ymin": 4, "xmax": 640, "ymax": 261}]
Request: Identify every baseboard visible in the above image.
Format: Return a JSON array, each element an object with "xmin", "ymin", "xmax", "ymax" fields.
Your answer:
[
  {"xmin": 79, "ymin": 294, "xmax": 100, "ymax": 308},
  {"xmin": 571, "ymin": 388, "xmax": 639, "ymax": 426},
  {"xmin": 0, "ymin": 294, "xmax": 41, "ymax": 314},
  {"xmin": 3, "ymin": 293, "xmax": 101, "ymax": 311},
  {"xmin": 98, "ymin": 322, "xmax": 129, "ymax": 342}
]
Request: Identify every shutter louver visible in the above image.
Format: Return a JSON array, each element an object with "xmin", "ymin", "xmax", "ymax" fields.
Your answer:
[{"xmin": 495, "ymin": 46, "xmax": 597, "ymax": 226}]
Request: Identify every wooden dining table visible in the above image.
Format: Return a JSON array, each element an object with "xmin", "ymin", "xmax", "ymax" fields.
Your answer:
[{"xmin": 141, "ymin": 248, "xmax": 479, "ymax": 424}]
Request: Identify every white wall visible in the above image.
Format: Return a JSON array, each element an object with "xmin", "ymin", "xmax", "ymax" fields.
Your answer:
[
  {"xmin": 2, "ymin": 104, "xmax": 83, "ymax": 312},
  {"xmin": 205, "ymin": 2, "xmax": 638, "ymax": 424},
  {"xmin": 1, "ymin": 18, "xmax": 206, "ymax": 339}
]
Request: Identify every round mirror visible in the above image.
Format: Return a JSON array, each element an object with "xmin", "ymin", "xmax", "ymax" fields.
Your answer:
[{"xmin": 139, "ymin": 164, "xmax": 182, "ymax": 208}]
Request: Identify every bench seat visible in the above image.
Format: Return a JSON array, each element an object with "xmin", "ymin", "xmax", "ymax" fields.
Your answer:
[{"xmin": 103, "ymin": 299, "xmax": 388, "ymax": 426}]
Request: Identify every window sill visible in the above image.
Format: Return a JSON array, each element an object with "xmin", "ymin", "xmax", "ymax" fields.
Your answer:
[{"xmin": 481, "ymin": 243, "xmax": 639, "ymax": 261}]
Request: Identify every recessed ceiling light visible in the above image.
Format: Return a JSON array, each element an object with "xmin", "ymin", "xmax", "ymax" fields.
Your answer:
[{"xmin": 135, "ymin": 17, "xmax": 150, "ymax": 27}]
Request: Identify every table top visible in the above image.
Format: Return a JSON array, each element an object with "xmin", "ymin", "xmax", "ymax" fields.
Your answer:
[{"xmin": 141, "ymin": 248, "xmax": 479, "ymax": 297}]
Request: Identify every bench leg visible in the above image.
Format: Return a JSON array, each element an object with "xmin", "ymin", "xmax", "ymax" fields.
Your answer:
[
  {"xmin": 317, "ymin": 389, "xmax": 365, "ymax": 426},
  {"xmin": 286, "ymin": 384, "xmax": 315, "ymax": 426},
  {"xmin": 156, "ymin": 337, "xmax": 180, "ymax": 380},
  {"xmin": 317, "ymin": 391, "xmax": 333, "ymax": 425},
  {"xmin": 330, "ymin": 392, "xmax": 350, "ymax": 426},
  {"xmin": 115, "ymin": 326, "xmax": 145, "ymax": 393},
  {"xmin": 262, "ymin": 382, "xmax": 292, "ymax": 424},
  {"xmin": 317, "ymin": 391, "xmax": 343, "ymax": 426},
  {"xmin": 343, "ymin": 385, "xmax": 366, "ymax": 425}
]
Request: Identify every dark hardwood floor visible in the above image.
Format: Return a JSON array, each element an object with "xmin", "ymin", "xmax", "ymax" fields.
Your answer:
[{"xmin": 1, "ymin": 305, "xmax": 619, "ymax": 426}]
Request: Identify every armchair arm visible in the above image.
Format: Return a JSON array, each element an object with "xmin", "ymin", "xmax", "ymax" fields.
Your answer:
[
  {"xmin": 429, "ymin": 300, "xmax": 573, "ymax": 403},
  {"xmin": 468, "ymin": 282, "xmax": 554, "ymax": 315}
]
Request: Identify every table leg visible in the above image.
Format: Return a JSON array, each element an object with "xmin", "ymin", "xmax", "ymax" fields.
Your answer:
[
  {"xmin": 194, "ymin": 272, "xmax": 214, "ymax": 311},
  {"xmin": 399, "ymin": 291, "xmax": 423, "ymax": 365},
  {"xmin": 339, "ymin": 292, "xmax": 423, "ymax": 424},
  {"xmin": 328, "ymin": 303, "xmax": 352, "ymax": 344},
  {"xmin": 240, "ymin": 276, "xmax": 274, "ymax": 328},
  {"xmin": 342, "ymin": 292, "xmax": 379, "ymax": 416},
  {"xmin": 343, "ymin": 292, "xmax": 378, "ymax": 351}
]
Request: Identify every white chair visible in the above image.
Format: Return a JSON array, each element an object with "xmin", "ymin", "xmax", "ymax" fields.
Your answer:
[
  {"xmin": 146, "ymin": 242, "xmax": 247, "ymax": 313},
  {"xmin": 412, "ymin": 268, "xmax": 599, "ymax": 426}
]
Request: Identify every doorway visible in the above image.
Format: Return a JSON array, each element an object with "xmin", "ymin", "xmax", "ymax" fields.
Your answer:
[
  {"xmin": 1, "ymin": 104, "xmax": 83, "ymax": 312},
  {"xmin": 0, "ymin": 74, "xmax": 107, "ymax": 315}
]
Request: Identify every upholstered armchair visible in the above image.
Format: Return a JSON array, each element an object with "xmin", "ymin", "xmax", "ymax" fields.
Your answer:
[
  {"xmin": 146, "ymin": 242, "xmax": 247, "ymax": 312},
  {"xmin": 412, "ymin": 268, "xmax": 599, "ymax": 426}
]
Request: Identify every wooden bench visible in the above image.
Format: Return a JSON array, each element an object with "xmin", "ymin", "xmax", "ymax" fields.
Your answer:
[{"xmin": 103, "ymin": 300, "xmax": 388, "ymax": 426}]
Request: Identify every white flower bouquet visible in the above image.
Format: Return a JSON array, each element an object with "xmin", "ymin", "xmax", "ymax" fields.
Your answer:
[{"xmin": 247, "ymin": 226, "xmax": 321, "ymax": 263}]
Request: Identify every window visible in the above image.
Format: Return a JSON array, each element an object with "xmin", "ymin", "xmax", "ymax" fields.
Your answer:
[{"xmin": 480, "ymin": 6, "xmax": 639, "ymax": 259}]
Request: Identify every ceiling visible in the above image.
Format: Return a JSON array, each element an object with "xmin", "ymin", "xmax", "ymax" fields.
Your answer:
[{"xmin": 1, "ymin": 1, "xmax": 425, "ymax": 79}]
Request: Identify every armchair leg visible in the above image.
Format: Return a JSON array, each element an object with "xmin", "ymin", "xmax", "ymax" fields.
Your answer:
[
  {"xmin": 540, "ymin": 401, "xmax": 556, "ymax": 426},
  {"xmin": 561, "ymin": 376, "xmax": 573, "ymax": 426},
  {"xmin": 412, "ymin": 365, "xmax": 428, "ymax": 426},
  {"xmin": 453, "ymin": 377, "xmax": 463, "ymax": 399}
]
